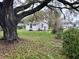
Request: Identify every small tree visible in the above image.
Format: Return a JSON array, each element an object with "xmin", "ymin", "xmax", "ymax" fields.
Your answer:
[
  {"xmin": 22, "ymin": 10, "xmax": 47, "ymax": 23},
  {"xmin": 46, "ymin": 9, "xmax": 61, "ymax": 33}
]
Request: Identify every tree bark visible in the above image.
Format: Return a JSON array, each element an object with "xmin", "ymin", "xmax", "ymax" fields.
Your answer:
[
  {"xmin": 0, "ymin": 0, "xmax": 18, "ymax": 41},
  {"xmin": 1, "ymin": 8, "xmax": 18, "ymax": 41},
  {"xmin": 2, "ymin": 26, "xmax": 18, "ymax": 41}
]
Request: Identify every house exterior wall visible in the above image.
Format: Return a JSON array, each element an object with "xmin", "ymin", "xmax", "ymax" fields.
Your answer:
[
  {"xmin": 62, "ymin": 24, "xmax": 73, "ymax": 28},
  {"xmin": 31, "ymin": 25, "xmax": 38, "ymax": 30},
  {"xmin": 25, "ymin": 21, "xmax": 48, "ymax": 31},
  {"xmin": 26, "ymin": 24, "xmax": 30, "ymax": 30},
  {"xmin": 61, "ymin": 20, "xmax": 74, "ymax": 29},
  {"xmin": 76, "ymin": 24, "xmax": 79, "ymax": 28},
  {"xmin": 75, "ymin": 20, "xmax": 79, "ymax": 28},
  {"xmin": 41, "ymin": 22, "xmax": 48, "ymax": 30}
]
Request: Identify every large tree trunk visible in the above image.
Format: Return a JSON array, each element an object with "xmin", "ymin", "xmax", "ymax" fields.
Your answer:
[
  {"xmin": 0, "ymin": 1, "xmax": 18, "ymax": 41},
  {"xmin": 2, "ymin": 26, "xmax": 18, "ymax": 41}
]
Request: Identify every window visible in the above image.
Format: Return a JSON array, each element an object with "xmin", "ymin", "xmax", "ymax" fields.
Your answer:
[
  {"xmin": 30, "ymin": 24, "xmax": 32, "ymax": 28},
  {"xmin": 42, "ymin": 24, "xmax": 43, "ymax": 28},
  {"xmin": 33, "ymin": 24, "xmax": 36, "ymax": 26}
]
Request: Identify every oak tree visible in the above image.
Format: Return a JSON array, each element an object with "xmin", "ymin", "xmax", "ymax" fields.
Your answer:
[{"xmin": 0, "ymin": 0, "xmax": 79, "ymax": 41}]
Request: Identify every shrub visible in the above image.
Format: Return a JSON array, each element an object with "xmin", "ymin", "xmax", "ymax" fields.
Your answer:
[
  {"xmin": 63, "ymin": 28, "xmax": 79, "ymax": 59},
  {"xmin": 55, "ymin": 27, "xmax": 63, "ymax": 39},
  {"xmin": 52, "ymin": 28, "xmax": 57, "ymax": 34}
]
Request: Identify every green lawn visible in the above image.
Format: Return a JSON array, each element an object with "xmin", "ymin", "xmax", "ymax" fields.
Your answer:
[
  {"xmin": 0, "ymin": 29, "xmax": 67, "ymax": 59},
  {"xmin": 18, "ymin": 29, "xmax": 53, "ymax": 41}
]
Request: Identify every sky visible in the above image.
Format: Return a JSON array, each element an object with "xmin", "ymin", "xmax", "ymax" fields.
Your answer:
[
  {"xmin": 0, "ymin": 0, "xmax": 3, "ymax": 2},
  {"xmin": 61, "ymin": 9, "xmax": 79, "ymax": 21},
  {"xmin": 0, "ymin": 0, "xmax": 25, "ymax": 2}
]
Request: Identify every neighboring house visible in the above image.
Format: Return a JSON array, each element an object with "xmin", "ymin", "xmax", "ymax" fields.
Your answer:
[
  {"xmin": 61, "ymin": 19, "xmax": 79, "ymax": 29},
  {"xmin": 74, "ymin": 20, "xmax": 79, "ymax": 29},
  {"xmin": 61, "ymin": 20, "xmax": 74, "ymax": 29},
  {"xmin": 26, "ymin": 20, "xmax": 48, "ymax": 31},
  {"xmin": 75, "ymin": 20, "xmax": 79, "ymax": 28}
]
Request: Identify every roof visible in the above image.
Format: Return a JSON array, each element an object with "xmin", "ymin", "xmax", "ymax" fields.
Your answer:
[
  {"xmin": 17, "ymin": 23, "xmax": 24, "ymax": 26},
  {"xmin": 27, "ymin": 20, "xmax": 48, "ymax": 24}
]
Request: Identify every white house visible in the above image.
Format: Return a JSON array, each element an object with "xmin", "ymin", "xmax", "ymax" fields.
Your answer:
[
  {"xmin": 61, "ymin": 19, "xmax": 79, "ymax": 29},
  {"xmin": 61, "ymin": 20, "xmax": 74, "ymax": 29},
  {"xmin": 75, "ymin": 20, "xmax": 79, "ymax": 28},
  {"xmin": 26, "ymin": 20, "xmax": 48, "ymax": 31}
]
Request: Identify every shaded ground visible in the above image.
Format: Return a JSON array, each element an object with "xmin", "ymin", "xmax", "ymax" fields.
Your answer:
[
  {"xmin": 0, "ymin": 39, "xmax": 20, "ymax": 59},
  {"xmin": 0, "ymin": 39, "xmax": 65, "ymax": 59}
]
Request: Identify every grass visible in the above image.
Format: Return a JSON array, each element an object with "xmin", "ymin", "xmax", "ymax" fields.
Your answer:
[
  {"xmin": 0, "ymin": 29, "xmax": 67, "ymax": 59},
  {"xmin": 18, "ymin": 29, "xmax": 53, "ymax": 41}
]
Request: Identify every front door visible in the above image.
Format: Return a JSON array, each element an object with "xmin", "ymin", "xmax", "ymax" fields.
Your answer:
[{"xmin": 30, "ymin": 24, "xmax": 32, "ymax": 31}]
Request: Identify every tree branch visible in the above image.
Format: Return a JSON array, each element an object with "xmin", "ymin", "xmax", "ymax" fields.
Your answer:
[
  {"xmin": 0, "ymin": 2, "xmax": 3, "ymax": 8},
  {"xmin": 14, "ymin": 2, "xmax": 37, "ymax": 14},
  {"xmin": 47, "ymin": 5, "xmax": 71, "ymax": 10},
  {"xmin": 3, "ymin": 0, "xmax": 14, "ymax": 6},
  {"xmin": 57, "ymin": 0, "xmax": 79, "ymax": 11},
  {"xmin": 14, "ymin": 0, "xmax": 43, "ymax": 14},
  {"xmin": 16, "ymin": 0, "xmax": 51, "ymax": 22}
]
